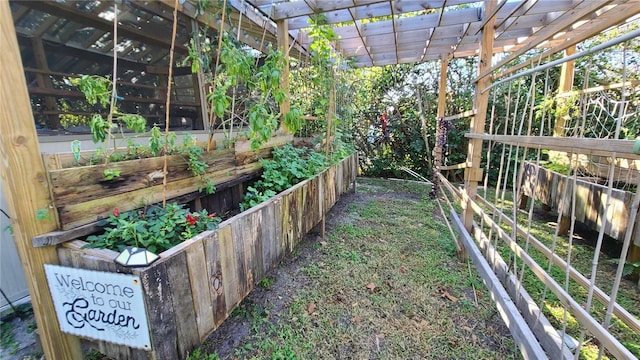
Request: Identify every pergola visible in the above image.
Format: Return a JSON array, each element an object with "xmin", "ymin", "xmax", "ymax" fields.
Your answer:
[{"xmin": 2, "ymin": 1, "xmax": 640, "ymax": 359}]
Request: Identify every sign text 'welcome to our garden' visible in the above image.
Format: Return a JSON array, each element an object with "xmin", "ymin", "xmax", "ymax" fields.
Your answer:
[{"xmin": 44, "ymin": 264, "xmax": 151, "ymax": 350}]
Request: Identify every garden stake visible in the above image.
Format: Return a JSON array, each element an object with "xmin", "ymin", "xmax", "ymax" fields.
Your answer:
[{"xmin": 162, "ymin": 0, "xmax": 179, "ymax": 207}]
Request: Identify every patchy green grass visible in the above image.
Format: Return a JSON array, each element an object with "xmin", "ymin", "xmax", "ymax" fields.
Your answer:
[
  {"xmin": 476, "ymin": 186, "xmax": 640, "ymax": 359},
  {"xmin": 194, "ymin": 178, "xmax": 518, "ymax": 359}
]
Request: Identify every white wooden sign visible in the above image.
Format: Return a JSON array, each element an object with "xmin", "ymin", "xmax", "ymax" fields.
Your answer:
[{"xmin": 44, "ymin": 264, "xmax": 152, "ymax": 350}]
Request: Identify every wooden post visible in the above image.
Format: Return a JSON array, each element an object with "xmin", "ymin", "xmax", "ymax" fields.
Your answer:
[
  {"xmin": 277, "ymin": 19, "xmax": 291, "ymax": 133},
  {"xmin": 0, "ymin": 3, "xmax": 83, "ymax": 359},
  {"xmin": 433, "ymin": 57, "xmax": 449, "ymax": 170},
  {"xmin": 32, "ymin": 36, "xmax": 61, "ymax": 130},
  {"xmin": 462, "ymin": 0, "xmax": 497, "ymax": 245},
  {"xmin": 550, "ymin": 45, "xmax": 576, "ymax": 163}
]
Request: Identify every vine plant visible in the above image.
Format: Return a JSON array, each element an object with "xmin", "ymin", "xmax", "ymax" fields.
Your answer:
[
  {"xmin": 188, "ymin": 29, "xmax": 304, "ymax": 149},
  {"xmin": 68, "ymin": 75, "xmax": 215, "ymax": 194}
]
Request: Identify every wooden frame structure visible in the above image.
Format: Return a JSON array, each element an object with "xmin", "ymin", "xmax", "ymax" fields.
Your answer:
[{"xmin": 3, "ymin": 0, "xmax": 640, "ymax": 359}]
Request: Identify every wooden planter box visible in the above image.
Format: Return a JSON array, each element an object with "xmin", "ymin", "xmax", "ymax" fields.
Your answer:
[
  {"xmin": 42, "ymin": 135, "xmax": 292, "ymax": 230},
  {"xmin": 53, "ymin": 153, "xmax": 358, "ymax": 359},
  {"xmin": 521, "ymin": 161, "xmax": 639, "ymax": 248}
]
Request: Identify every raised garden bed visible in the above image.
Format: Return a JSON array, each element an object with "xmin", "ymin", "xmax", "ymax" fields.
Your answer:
[
  {"xmin": 520, "ymin": 161, "xmax": 639, "ymax": 252},
  {"xmin": 41, "ymin": 135, "xmax": 292, "ymax": 230},
  {"xmin": 52, "ymin": 153, "xmax": 357, "ymax": 359}
]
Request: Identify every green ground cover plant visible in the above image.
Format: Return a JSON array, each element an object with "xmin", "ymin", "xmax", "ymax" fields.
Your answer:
[
  {"xmin": 477, "ymin": 187, "xmax": 640, "ymax": 359},
  {"xmin": 192, "ymin": 178, "xmax": 519, "ymax": 359},
  {"xmin": 84, "ymin": 203, "xmax": 221, "ymax": 253}
]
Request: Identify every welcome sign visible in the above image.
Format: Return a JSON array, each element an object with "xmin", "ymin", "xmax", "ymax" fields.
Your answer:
[{"xmin": 44, "ymin": 264, "xmax": 152, "ymax": 350}]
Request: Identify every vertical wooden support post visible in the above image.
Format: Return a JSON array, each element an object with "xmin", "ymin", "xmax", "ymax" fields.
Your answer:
[
  {"xmin": 277, "ymin": 19, "xmax": 291, "ymax": 133},
  {"xmin": 0, "ymin": 3, "xmax": 83, "ymax": 359},
  {"xmin": 550, "ymin": 45, "xmax": 576, "ymax": 163},
  {"xmin": 32, "ymin": 36, "xmax": 61, "ymax": 130},
  {"xmin": 190, "ymin": 20, "xmax": 209, "ymax": 131},
  {"xmin": 462, "ymin": 0, "xmax": 497, "ymax": 250},
  {"xmin": 433, "ymin": 57, "xmax": 450, "ymax": 171}
]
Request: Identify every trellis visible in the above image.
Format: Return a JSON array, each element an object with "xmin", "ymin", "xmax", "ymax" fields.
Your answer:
[{"xmin": 435, "ymin": 22, "xmax": 640, "ymax": 359}]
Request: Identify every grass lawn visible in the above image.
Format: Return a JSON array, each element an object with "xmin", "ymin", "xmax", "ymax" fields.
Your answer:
[{"xmin": 192, "ymin": 178, "xmax": 519, "ymax": 359}]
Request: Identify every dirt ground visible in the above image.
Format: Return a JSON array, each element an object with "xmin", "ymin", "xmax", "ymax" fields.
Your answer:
[
  {"xmin": 199, "ymin": 179, "xmax": 517, "ymax": 359},
  {"xmin": 1, "ymin": 178, "xmax": 518, "ymax": 360}
]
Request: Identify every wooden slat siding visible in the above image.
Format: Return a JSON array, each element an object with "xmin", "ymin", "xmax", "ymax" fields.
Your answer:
[
  {"xmin": 94, "ymin": 260, "xmax": 146, "ymax": 360},
  {"xmin": 234, "ymin": 134, "xmax": 293, "ymax": 154},
  {"xmin": 203, "ymin": 231, "xmax": 227, "ymax": 327},
  {"xmin": 57, "ymin": 162, "xmax": 262, "ymax": 229},
  {"xmin": 231, "ymin": 183, "xmax": 244, "ymax": 211},
  {"xmin": 216, "ymin": 225, "xmax": 240, "ymax": 313},
  {"xmin": 303, "ymin": 178, "xmax": 317, "ymax": 234},
  {"xmin": 48, "ymin": 151, "xmax": 236, "ymax": 205},
  {"xmin": 164, "ymin": 251, "xmax": 200, "ymax": 357},
  {"xmin": 522, "ymin": 162, "xmax": 636, "ymax": 244},
  {"xmin": 273, "ymin": 198, "xmax": 284, "ymax": 264},
  {"xmin": 286, "ymin": 192, "xmax": 298, "ymax": 253},
  {"xmin": 294, "ymin": 187, "xmax": 305, "ymax": 247},
  {"xmin": 235, "ymin": 146, "xmax": 272, "ymax": 165},
  {"xmin": 184, "ymin": 239, "xmax": 214, "ymax": 341},
  {"xmin": 250, "ymin": 209, "xmax": 265, "ymax": 285},
  {"xmin": 136, "ymin": 262, "xmax": 179, "ymax": 360},
  {"xmin": 261, "ymin": 202, "xmax": 276, "ymax": 274},
  {"xmin": 324, "ymin": 166, "xmax": 337, "ymax": 210},
  {"xmin": 231, "ymin": 218, "xmax": 250, "ymax": 300},
  {"xmin": 338, "ymin": 160, "xmax": 345, "ymax": 193},
  {"xmin": 46, "ymin": 148, "xmax": 235, "ymax": 170}
]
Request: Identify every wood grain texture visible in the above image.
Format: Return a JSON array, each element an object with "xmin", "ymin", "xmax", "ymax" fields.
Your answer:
[
  {"xmin": 48, "ymin": 150, "xmax": 235, "ymax": 205},
  {"xmin": 137, "ymin": 262, "xmax": 179, "ymax": 360},
  {"xmin": 165, "ymin": 251, "xmax": 200, "ymax": 356},
  {"xmin": 0, "ymin": 3, "xmax": 83, "ymax": 358},
  {"xmin": 521, "ymin": 162, "xmax": 637, "ymax": 245},
  {"xmin": 217, "ymin": 225, "xmax": 240, "ymax": 313},
  {"xmin": 185, "ymin": 239, "xmax": 215, "ymax": 340},
  {"xmin": 57, "ymin": 162, "xmax": 262, "ymax": 229},
  {"xmin": 203, "ymin": 231, "xmax": 227, "ymax": 327}
]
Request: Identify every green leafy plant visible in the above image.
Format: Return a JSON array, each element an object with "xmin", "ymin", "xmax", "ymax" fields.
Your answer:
[
  {"xmin": 85, "ymin": 203, "xmax": 221, "ymax": 253},
  {"xmin": 240, "ymin": 144, "xmax": 329, "ymax": 210},
  {"xmin": 103, "ymin": 169, "xmax": 121, "ymax": 180},
  {"xmin": 67, "ymin": 74, "xmax": 147, "ymax": 159},
  {"xmin": 35, "ymin": 208, "xmax": 51, "ymax": 221},
  {"xmin": 0, "ymin": 321, "xmax": 19, "ymax": 355}
]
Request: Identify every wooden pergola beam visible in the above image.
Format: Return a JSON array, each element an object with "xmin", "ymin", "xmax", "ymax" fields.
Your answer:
[
  {"xmin": 1, "ymin": 2, "xmax": 83, "ymax": 359},
  {"xmin": 17, "ymin": 1, "xmax": 188, "ymax": 53}
]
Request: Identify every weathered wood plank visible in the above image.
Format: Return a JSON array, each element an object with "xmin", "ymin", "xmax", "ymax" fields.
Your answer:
[
  {"xmin": 165, "ymin": 251, "xmax": 200, "ymax": 357},
  {"xmin": 281, "ymin": 191, "xmax": 293, "ymax": 255},
  {"xmin": 47, "ymin": 147, "xmax": 235, "ymax": 170},
  {"xmin": 58, "ymin": 162, "xmax": 262, "ymax": 229},
  {"xmin": 234, "ymin": 134, "xmax": 293, "ymax": 154},
  {"xmin": 522, "ymin": 162, "xmax": 635, "ymax": 245},
  {"xmin": 250, "ymin": 209, "xmax": 265, "ymax": 284},
  {"xmin": 217, "ymin": 225, "xmax": 240, "ymax": 313},
  {"xmin": 32, "ymin": 220, "xmax": 106, "ymax": 247},
  {"xmin": 49, "ymin": 150, "xmax": 236, "ymax": 205},
  {"xmin": 230, "ymin": 218, "xmax": 250, "ymax": 301},
  {"xmin": 203, "ymin": 231, "xmax": 227, "ymax": 327},
  {"xmin": 273, "ymin": 198, "xmax": 284, "ymax": 263},
  {"xmin": 136, "ymin": 263, "xmax": 179, "ymax": 360},
  {"xmin": 261, "ymin": 202, "xmax": 276, "ymax": 274},
  {"xmin": 185, "ymin": 239, "xmax": 215, "ymax": 341}
]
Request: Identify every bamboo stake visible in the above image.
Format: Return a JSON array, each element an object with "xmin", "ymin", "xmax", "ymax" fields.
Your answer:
[
  {"xmin": 162, "ymin": 0, "xmax": 179, "ymax": 207},
  {"xmin": 207, "ymin": 0, "xmax": 228, "ymax": 151}
]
